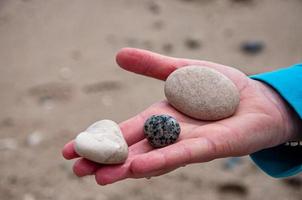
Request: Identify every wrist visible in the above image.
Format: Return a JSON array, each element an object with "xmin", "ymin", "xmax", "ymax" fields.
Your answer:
[{"xmin": 255, "ymin": 80, "xmax": 302, "ymax": 141}]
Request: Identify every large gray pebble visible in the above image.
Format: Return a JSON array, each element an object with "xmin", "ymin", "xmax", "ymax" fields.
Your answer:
[
  {"xmin": 74, "ymin": 120, "xmax": 128, "ymax": 164},
  {"xmin": 164, "ymin": 66, "xmax": 240, "ymax": 120}
]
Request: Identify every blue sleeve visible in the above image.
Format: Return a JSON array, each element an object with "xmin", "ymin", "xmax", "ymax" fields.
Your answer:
[{"xmin": 249, "ymin": 63, "xmax": 302, "ymax": 178}]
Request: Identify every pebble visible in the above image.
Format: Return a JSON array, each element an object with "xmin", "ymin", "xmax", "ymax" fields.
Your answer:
[
  {"xmin": 147, "ymin": 1, "xmax": 161, "ymax": 14},
  {"xmin": 162, "ymin": 43, "xmax": 174, "ymax": 54},
  {"xmin": 241, "ymin": 41, "xmax": 264, "ymax": 54},
  {"xmin": 0, "ymin": 138, "xmax": 18, "ymax": 151},
  {"xmin": 0, "ymin": 117, "xmax": 14, "ymax": 127},
  {"xmin": 59, "ymin": 67, "xmax": 72, "ymax": 80},
  {"xmin": 74, "ymin": 120, "xmax": 128, "ymax": 164},
  {"xmin": 185, "ymin": 37, "xmax": 201, "ymax": 50},
  {"xmin": 144, "ymin": 115, "xmax": 180, "ymax": 148},
  {"xmin": 26, "ymin": 131, "xmax": 43, "ymax": 146},
  {"xmin": 164, "ymin": 66, "xmax": 240, "ymax": 120}
]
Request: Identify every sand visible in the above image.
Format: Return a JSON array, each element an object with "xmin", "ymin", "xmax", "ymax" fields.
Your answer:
[{"xmin": 0, "ymin": 0, "xmax": 302, "ymax": 199}]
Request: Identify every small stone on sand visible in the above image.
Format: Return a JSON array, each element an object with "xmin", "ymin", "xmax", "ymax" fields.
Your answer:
[{"xmin": 241, "ymin": 41, "xmax": 264, "ymax": 54}]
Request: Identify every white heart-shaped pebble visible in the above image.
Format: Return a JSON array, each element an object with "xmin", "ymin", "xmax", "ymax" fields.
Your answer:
[{"xmin": 74, "ymin": 120, "xmax": 128, "ymax": 164}]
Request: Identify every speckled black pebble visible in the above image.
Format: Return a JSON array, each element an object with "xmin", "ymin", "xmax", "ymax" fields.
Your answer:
[{"xmin": 144, "ymin": 115, "xmax": 181, "ymax": 148}]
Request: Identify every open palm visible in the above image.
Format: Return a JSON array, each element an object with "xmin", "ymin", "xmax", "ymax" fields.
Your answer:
[{"xmin": 62, "ymin": 48, "xmax": 298, "ymax": 185}]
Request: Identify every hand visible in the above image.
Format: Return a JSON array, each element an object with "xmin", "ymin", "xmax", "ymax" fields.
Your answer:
[{"xmin": 62, "ymin": 48, "xmax": 301, "ymax": 185}]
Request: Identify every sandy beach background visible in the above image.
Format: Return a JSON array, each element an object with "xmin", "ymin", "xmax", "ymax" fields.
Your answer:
[{"xmin": 0, "ymin": 0, "xmax": 302, "ymax": 199}]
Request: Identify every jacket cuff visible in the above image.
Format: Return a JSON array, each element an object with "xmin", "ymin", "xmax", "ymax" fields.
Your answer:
[{"xmin": 249, "ymin": 63, "xmax": 302, "ymax": 178}]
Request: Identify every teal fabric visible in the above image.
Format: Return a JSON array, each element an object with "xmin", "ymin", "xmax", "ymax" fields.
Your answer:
[{"xmin": 249, "ymin": 63, "xmax": 302, "ymax": 178}]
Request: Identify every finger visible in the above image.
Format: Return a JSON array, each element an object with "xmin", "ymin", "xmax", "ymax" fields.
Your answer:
[
  {"xmin": 116, "ymin": 48, "xmax": 187, "ymax": 80},
  {"xmin": 62, "ymin": 140, "xmax": 79, "ymax": 160},
  {"xmin": 95, "ymin": 138, "xmax": 167, "ymax": 185},
  {"xmin": 116, "ymin": 48, "xmax": 247, "ymax": 90},
  {"xmin": 129, "ymin": 137, "xmax": 214, "ymax": 176},
  {"xmin": 95, "ymin": 139, "xmax": 152, "ymax": 185},
  {"xmin": 72, "ymin": 139, "xmax": 152, "ymax": 179},
  {"xmin": 94, "ymin": 124, "xmax": 206, "ymax": 185},
  {"xmin": 73, "ymin": 158, "xmax": 101, "ymax": 177},
  {"xmin": 95, "ymin": 138, "xmax": 211, "ymax": 185}
]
